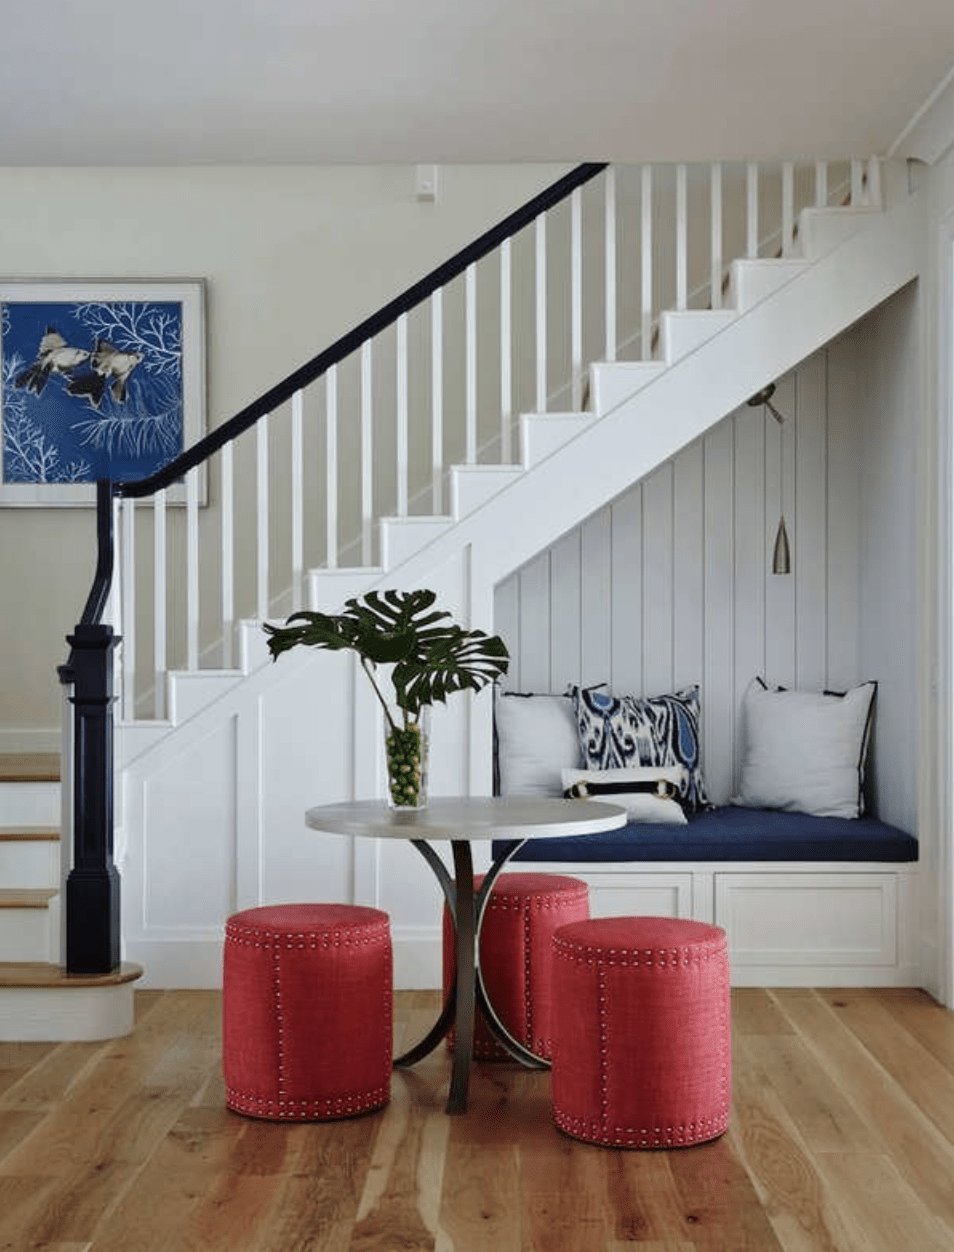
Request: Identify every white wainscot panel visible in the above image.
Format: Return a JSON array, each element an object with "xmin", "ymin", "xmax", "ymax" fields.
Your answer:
[
  {"xmin": 259, "ymin": 656, "xmax": 353, "ymax": 905},
  {"xmin": 142, "ymin": 719, "xmax": 237, "ymax": 930},
  {"xmin": 569, "ymin": 871, "xmax": 694, "ymax": 921},
  {"xmin": 714, "ymin": 872, "xmax": 897, "ymax": 967}
]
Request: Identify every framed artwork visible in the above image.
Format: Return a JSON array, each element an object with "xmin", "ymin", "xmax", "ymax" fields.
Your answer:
[{"xmin": 0, "ymin": 279, "xmax": 205, "ymax": 505}]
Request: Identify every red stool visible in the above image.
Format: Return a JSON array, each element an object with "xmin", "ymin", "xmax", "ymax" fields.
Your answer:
[
  {"xmin": 222, "ymin": 903, "xmax": 392, "ymax": 1120},
  {"xmin": 551, "ymin": 916, "xmax": 731, "ymax": 1148},
  {"xmin": 442, "ymin": 872, "xmax": 589, "ymax": 1059}
]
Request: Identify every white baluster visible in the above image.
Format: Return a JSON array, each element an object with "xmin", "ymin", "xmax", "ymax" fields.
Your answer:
[
  {"xmin": 815, "ymin": 160, "xmax": 828, "ymax": 208},
  {"xmin": 291, "ymin": 389, "xmax": 304, "ymax": 605},
  {"xmin": 431, "ymin": 291, "xmax": 443, "ymax": 512},
  {"xmin": 500, "ymin": 240, "xmax": 512, "ymax": 462},
  {"xmin": 850, "ymin": 158, "xmax": 865, "ymax": 205},
  {"xmin": 466, "ymin": 263, "xmax": 477, "ymax": 464},
  {"xmin": 676, "ymin": 163, "xmax": 687, "ymax": 311},
  {"xmin": 256, "ymin": 414, "xmax": 269, "ymax": 622},
  {"xmin": 746, "ymin": 163, "xmax": 758, "ymax": 258},
  {"xmin": 604, "ymin": 165, "xmax": 617, "ymax": 361},
  {"xmin": 153, "ymin": 487, "xmax": 166, "ymax": 718},
  {"xmin": 570, "ymin": 186, "xmax": 583, "ymax": 409},
  {"xmin": 121, "ymin": 497, "xmax": 135, "ymax": 718},
  {"xmin": 221, "ymin": 440, "xmax": 234, "ymax": 666},
  {"xmin": 866, "ymin": 156, "xmax": 881, "ymax": 207},
  {"xmin": 710, "ymin": 163, "xmax": 723, "ymax": 310},
  {"xmin": 535, "ymin": 213, "xmax": 546, "ymax": 411},
  {"xmin": 396, "ymin": 313, "xmax": 408, "ymax": 514},
  {"xmin": 361, "ymin": 341, "xmax": 373, "ymax": 565},
  {"xmin": 640, "ymin": 165, "xmax": 653, "ymax": 359},
  {"xmin": 187, "ymin": 465, "xmax": 200, "ymax": 670},
  {"xmin": 326, "ymin": 365, "xmax": 338, "ymax": 569},
  {"xmin": 781, "ymin": 162, "xmax": 794, "ymax": 257}
]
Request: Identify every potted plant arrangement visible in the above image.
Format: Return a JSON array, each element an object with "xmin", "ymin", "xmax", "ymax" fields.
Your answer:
[{"xmin": 263, "ymin": 588, "xmax": 509, "ymax": 808}]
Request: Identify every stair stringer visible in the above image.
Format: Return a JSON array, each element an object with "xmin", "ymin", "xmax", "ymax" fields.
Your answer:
[{"xmin": 116, "ymin": 194, "xmax": 923, "ymax": 988}]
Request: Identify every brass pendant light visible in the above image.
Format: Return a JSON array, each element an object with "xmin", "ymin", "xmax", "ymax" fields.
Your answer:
[{"xmin": 747, "ymin": 384, "xmax": 791, "ymax": 575}]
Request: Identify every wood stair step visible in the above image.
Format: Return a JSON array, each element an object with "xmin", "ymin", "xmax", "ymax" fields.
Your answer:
[
  {"xmin": 0, "ymin": 753, "xmax": 60, "ymax": 783},
  {"xmin": 0, "ymin": 826, "xmax": 60, "ymax": 842},
  {"xmin": 0, "ymin": 961, "xmax": 143, "ymax": 989},
  {"xmin": 0, "ymin": 888, "xmax": 58, "ymax": 908}
]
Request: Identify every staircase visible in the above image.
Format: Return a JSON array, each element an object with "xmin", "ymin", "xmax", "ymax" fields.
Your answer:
[
  {"xmin": 7, "ymin": 158, "xmax": 923, "ymax": 1016},
  {"xmin": 0, "ymin": 754, "xmax": 142, "ymax": 1039}
]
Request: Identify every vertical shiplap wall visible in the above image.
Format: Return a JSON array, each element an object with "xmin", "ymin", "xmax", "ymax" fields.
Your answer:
[{"xmin": 495, "ymin": 312, "xmax": 918, "ymax": 827}]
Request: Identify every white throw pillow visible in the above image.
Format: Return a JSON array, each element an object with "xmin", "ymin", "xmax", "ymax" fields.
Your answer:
[
  {"xmin": 561, "ymin": 766, "xmax": 688, "ymax": 824},
  {"xmin": 495, "ymin": 691, "xmax": 581, "ymax": 797},
  {"xmin": 731, "ymin": 677, "xmax": 876, "ymax": 818}
]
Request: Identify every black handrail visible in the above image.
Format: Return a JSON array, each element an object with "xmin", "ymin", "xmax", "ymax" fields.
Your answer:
[{"xmin": 118, "ymin": 161, "xmax": 607, "ymax": 500}]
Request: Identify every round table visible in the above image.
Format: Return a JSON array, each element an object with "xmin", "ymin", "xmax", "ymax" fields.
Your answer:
[{"xmin": 304, "ymin": 796, "xmax": 626, "ymax": 1113}]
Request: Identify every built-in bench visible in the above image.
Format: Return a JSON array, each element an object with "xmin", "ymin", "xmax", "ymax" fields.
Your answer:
[
  {"xmin": 491, "ymin": 807, "xmax": 920, "ymax": 987},
  {"xmin": 491, "ymin": 685, "xmax": 922, "ymax": 986}
]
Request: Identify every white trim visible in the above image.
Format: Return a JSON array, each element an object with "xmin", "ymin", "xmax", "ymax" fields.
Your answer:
[{"xmin": 936, "ymin": 205, "xmax": 954, "ymax": 1007}]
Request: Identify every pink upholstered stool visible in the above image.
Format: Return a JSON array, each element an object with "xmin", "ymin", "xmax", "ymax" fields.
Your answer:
[
  {"xmin": 551, "ymin": 916, "xmax": 731, "ymax": 1148},
  {"xmin": 222, "ymin": 903, "xmax": 392, "ymax": 1121},
  {"xmin": 442, "ymin": 872, "xmax": 590, "ymax": 1060}
]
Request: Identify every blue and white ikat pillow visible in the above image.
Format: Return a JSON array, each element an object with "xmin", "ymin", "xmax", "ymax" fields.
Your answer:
[{"xmin": 569, "ymin": 684, "xmax": 712, "ymax": 815}]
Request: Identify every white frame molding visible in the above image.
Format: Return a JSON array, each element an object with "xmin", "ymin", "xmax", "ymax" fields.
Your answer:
[{"xmin": 935, "ymin": 206, "xmax": 954, "ymax": 1008}]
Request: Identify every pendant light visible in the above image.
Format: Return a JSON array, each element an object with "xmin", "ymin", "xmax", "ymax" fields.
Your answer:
[{"xmin": 747, "ymin": 384, "xmax": 791, "ymax": 575}]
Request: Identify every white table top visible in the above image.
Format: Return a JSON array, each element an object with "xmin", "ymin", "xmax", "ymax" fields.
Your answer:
[{"xmin": 304, "ymin": 795, "xmax": 627, "ymax": 841}]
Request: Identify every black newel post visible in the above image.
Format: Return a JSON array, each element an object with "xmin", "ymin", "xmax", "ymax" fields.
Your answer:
[{"xmin": 65, "ymin": 622, "xmax": 121, "ymax": 973}]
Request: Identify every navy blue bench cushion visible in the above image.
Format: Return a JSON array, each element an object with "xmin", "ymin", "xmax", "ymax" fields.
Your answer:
[{"xmin": 493, "ymin": 805, "xmax": 918, "ymax": 864}]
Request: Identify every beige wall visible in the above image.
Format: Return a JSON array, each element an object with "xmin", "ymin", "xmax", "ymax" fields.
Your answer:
[{"xmin": 0, "ymin": 163, "xmax": 566, "ymax": 742}]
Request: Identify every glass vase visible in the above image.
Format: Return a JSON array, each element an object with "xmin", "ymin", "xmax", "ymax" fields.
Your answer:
[{"xmin": 384, "ymin": 707, "xmax": 430, "ymax": 809}]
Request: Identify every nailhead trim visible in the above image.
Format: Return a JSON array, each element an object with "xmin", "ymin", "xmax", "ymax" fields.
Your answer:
[
  {"xmin": 553, "ymin": 937, "xmax": 725, "ymax": 968},
  {"xmin": 226, "ymin": 1081, "xmax": 391, "ymax": 1121},
  {"xmin": 554, "ymin": 1106, "xmax": 730, "ymax": 1148}
]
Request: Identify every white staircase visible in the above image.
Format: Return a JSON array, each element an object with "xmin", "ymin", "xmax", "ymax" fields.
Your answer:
[
  {"xmin": 103, "ymin": 187, "xmax": 924, "ymax": 991},
  {"xmin": 0, "ymin": 756, "xmax": 141, "ymax": 1040}
]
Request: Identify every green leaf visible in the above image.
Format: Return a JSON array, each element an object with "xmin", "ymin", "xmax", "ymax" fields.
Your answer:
[{"xmin": 263, "ymin": 588, "xmax": 510, "ymax": 719}]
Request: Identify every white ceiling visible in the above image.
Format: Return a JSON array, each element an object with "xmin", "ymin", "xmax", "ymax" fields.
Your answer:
[{"xmin": 3, "ymin": 0, "xmax": 954, "ymax": 166}]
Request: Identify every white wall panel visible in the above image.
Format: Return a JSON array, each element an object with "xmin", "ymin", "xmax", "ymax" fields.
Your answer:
[{"xmin": 642, "ymin": 465, "xmax": 675, "ymax": 694}]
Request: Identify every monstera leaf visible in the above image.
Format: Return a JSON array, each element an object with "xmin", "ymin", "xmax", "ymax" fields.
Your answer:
[{"xmin": 264, "ymin": 589, "xmax": 509, "ymax": 725}]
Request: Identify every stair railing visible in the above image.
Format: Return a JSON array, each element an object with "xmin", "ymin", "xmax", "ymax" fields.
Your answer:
[{"xmin": 58, "ymin": 155, "xmax": 878, "ymax": 972}]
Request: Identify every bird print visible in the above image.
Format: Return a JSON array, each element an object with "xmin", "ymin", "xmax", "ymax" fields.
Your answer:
[
  {"xmin": 14, "ymin": 327, "xmax": 90, "ymax": 395},
  {"xmin": 66, "ymin": 338, "xmax": 143, "ymax": 407}
]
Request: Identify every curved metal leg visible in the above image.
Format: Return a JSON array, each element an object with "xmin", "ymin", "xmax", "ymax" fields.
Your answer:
[
  {"xmin": 446, "ymin": 841, "xmax": 475, "ymax": 1113},
  {"xmin": 473, "ymin": 837, "xmax": 549, "ymax": 1068},
  {"xmin": 393, "ymin": 839, "xmax": 458, "ymax": 1068},
  {"xmin": 394, "ymin": 833, "xmax": 548, "ymax": 1114}
]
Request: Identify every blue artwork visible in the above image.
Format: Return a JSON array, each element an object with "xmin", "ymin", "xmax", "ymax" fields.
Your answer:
[{"xmin": 1, "ymin": 298, "xmax": 185, "ymax": 485}]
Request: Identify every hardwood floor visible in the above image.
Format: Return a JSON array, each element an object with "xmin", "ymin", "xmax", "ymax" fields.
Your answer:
[{"xmin": 1, "ymin": 987, "xmax": 953, "ymax": 1251}]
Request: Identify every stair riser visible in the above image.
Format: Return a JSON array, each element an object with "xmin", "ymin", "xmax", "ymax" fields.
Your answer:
[
  {"xmin": 379, "ymin": 518, "xmax": 451, "ymax": 569},
  {"xmin": 520, "ymin": 415, "xmax": 591, "ymax": 466},
  {"xmin": 660, "ymin": 310, "xmax": 737, "ymax": 362},
  {"xmin": 0, "ymin": 908, "xmax": 54, "ymax": 963},
  {"xmin": 589, "ymin": 363, "xmax": 665, "ymax": 416},
  {"xmin": 0, "ymin": 842, "xmax": 59, "ymax": 889},
  {"xmin": 0, "ymin": 985, "xmax": 135, "ymax": 1041},
  {"xmin": 0, "ymin": 782, "xmax": 59, "ymax": 827},
  {"xmin": 450, "ymin": 468, "xmax": 524, "ymax": 520}
]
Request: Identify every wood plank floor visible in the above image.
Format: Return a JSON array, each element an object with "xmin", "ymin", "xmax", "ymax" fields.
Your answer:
[{"xmin": 1, "ymin": 987, "xmax": 953, "ymax": 1251}]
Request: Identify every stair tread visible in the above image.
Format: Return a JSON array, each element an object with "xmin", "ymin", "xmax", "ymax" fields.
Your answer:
[
  {"xmin": 0, "ymin": 753, "xmax": 60, "ymax": 783},
  {"xmin": 0, "ymin": 961, "xmax": 143, "ymax": 988},
  {"xmin": 0, "ymin": 827, "xmax": 60, "ymax": 842},
  {"xmin": 0, "ymin": 888, "xmax": 58, "ymax": 908}
]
